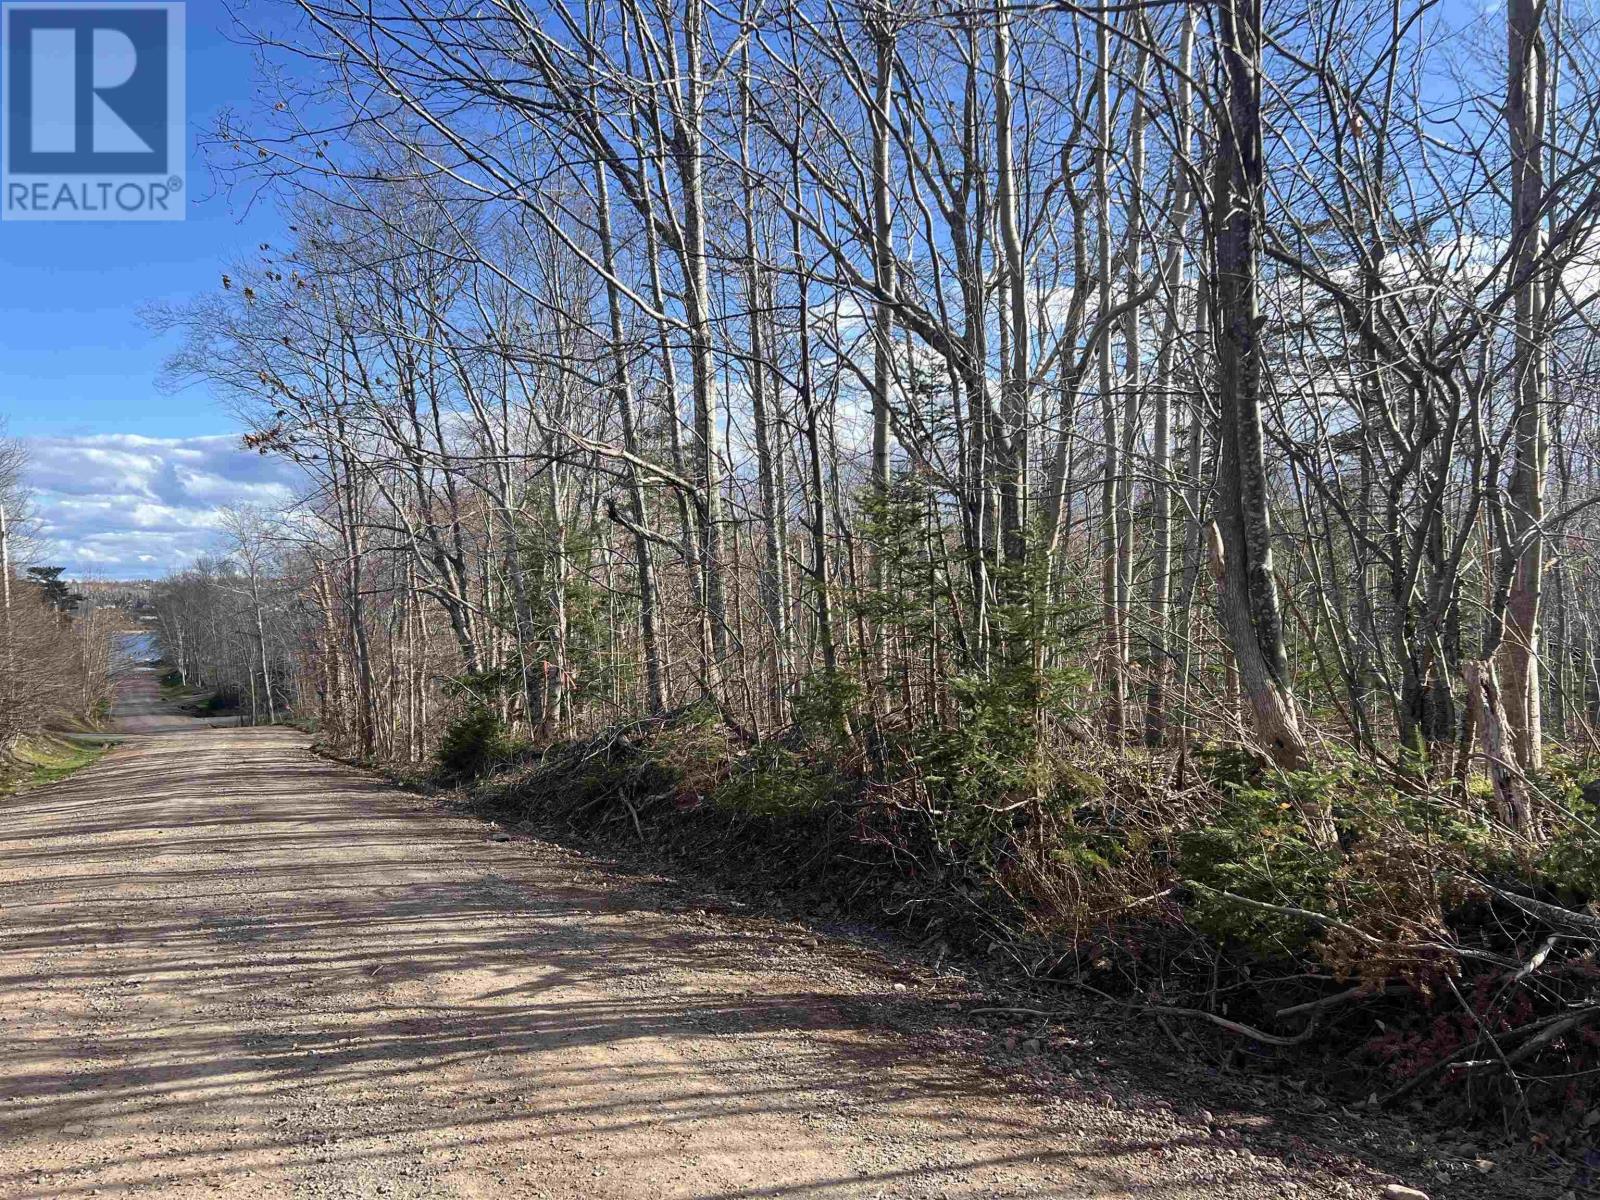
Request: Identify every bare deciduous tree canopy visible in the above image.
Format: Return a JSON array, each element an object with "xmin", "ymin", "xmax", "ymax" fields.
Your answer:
[{"xmin": 143, "ymin": 0, "xmax": 1600, "ymax": 1120}]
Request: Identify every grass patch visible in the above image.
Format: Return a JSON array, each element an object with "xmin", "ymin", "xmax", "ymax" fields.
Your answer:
[
  {"xmin": 2, "ymin": 734, "xmax": 110, "ymax": 794},
  {"xmin": 159, "ymin": 669, "xmax": 201, "ymax": 702}
]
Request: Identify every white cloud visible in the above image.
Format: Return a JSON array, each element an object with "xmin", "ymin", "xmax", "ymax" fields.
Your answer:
[{"xmin": 19, "ymin": 433, "xmax": 302, "ymax": 579}]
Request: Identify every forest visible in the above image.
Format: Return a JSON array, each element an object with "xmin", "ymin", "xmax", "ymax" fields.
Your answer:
[{"xmin": 146, "ymin": 0, "xmax": 1600, "ymax": 1128}]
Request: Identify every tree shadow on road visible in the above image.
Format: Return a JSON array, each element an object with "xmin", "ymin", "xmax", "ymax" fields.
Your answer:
[{"xmin": 0, "ymin": 730, "xmax": 1444, "ymax": 1199}]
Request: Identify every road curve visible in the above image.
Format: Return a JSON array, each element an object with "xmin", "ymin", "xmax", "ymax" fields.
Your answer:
[{"xmin": 0, "ymin": 668, "xmax": 1387, "ymax": 1198}]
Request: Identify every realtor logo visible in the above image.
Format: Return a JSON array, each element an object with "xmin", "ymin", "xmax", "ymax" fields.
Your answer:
[{"xmin": 1, "ymin": 2, "xmax": 184, "ymax": 220}]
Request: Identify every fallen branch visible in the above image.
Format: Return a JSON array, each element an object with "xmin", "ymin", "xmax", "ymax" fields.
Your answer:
[
  {"xmin": 1502, "ymin": 1005, "xmax": 1600, "ymax": 1066},
  {"xmin": 1476, "ymin": 880, "xmax": 1600, "ymax": 938},
  {"xmin": 1276, "ymin": 982, "xmax": 1408, "ymax": 1020},
  {"xmin": 973, "ymin": 991, "xmax": 1319, "ymax": 1048},
  {"xmin": 1139, "ymin": 1003, "xmax": 1321, "ymax": 1047},
  {"xmin": 621, "ymin": 794, "xmax": 644, "ymax": 842}
]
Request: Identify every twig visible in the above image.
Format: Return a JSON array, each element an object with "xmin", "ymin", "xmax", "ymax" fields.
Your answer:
[
  {"xmin": 1511, "ymin": 934, "xmax": 1558, "ymax": 983},
  {"xmin": 1139, "ymin": 1003, "xmax": 1321, "ymax": 1047},
  {"xmin": 974, "ymin": 994, "xmax": 1318, "ymax": 1048},
  {"xmin": 1275, "ymin": 982, "xmax": 1407, "ymax": 1020},
  {"xmin": 1446, "ymin": 973, "xmax": 1525, "ymax": 1114},
  {"xmin": 1477, "ymin": 880, "xmax": 1600, "ymax": 937}
]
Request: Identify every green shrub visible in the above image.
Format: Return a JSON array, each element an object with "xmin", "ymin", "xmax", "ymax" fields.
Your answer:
[
  {"xmin": 1529, "ymin": 769, "xmax": 1600, "ymax": 899},
  {"xmin": 712, "ymin": 747, "xmax": 838, "ymax": 817},
  {"xmin": 789, "ymin": 671, "xmax": 862, "ymax": 749},
  {"xmin": 1178, "ymin": 762, "xmax": 1347, "ymax": 953},
  {"xmin": 200, "ymin": 687, "xmax": 238, "ymax": 713},
  {"xmin": 436, "ymin": 706, "xmax": 512, "ymax": 781}
]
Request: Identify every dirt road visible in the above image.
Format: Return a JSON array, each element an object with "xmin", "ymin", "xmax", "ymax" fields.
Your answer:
[{"xmin": 0, "ymin": 670, "xmax": 1410, "ymax": 1198}]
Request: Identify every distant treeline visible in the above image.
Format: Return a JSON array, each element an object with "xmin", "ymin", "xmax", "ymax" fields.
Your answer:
[{"xmin": 0, "ymin": 437, "xmax": 119, "ymax": 747}]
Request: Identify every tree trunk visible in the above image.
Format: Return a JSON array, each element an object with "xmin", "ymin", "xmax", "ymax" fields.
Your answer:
[
  {"xmin": 1095, "ymin": 15, "xmax": 1126, "ymax": 734},
  {"xmin": 1464, "ymin": 658, "xmax": 1533, "ymax": 833},
  {"xmin": 1209, "ymin": 0, "xmax": 1313, "ymax": 777},
  {"xmin": 594, "ymin": 151, "xmax": 668, "ymax": 716},
  {"xmin": 1500, "ymin": 0, "xmax": 1549, "ymax": 773},
  {"xmin": 994, "ymin": 0, "xmax": 1028, "ymax": 568},
  {"xmin": 1144, "ymin": 12, "xmax": 1194, "ymax": 746},
  {"xmin": 676, "ymin": 0, "xmax": 730, "ymax": 691}
]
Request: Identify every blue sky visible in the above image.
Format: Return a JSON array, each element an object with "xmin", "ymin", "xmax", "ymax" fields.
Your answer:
[{"xmin": 0, "ymin": 0, "xmax": 291, "ymax": 576}]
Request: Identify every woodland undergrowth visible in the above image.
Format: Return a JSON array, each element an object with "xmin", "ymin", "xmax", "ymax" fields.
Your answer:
[{"xmin": 438, "ymin": 689, "xmax": 1600, "ymax": 1144}]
